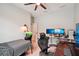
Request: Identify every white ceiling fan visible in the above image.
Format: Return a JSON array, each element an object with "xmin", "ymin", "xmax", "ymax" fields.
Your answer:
[{"xmin": 24, "ymin": 3, "xmax": 47, "ymax": 11}]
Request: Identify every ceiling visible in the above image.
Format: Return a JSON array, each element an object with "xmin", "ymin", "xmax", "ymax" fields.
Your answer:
[{"xmin": 13, "ymin": 3, "xmax": 74, "ymax": 17}]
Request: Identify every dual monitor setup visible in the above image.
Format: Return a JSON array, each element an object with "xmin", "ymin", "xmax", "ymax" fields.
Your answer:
[{"xmin": 46, "ymin": 28, "xmax": 65, "ymax": 37}]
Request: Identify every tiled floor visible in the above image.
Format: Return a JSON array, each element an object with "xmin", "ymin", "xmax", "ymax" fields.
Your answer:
[
  {"xmin": 26, "ymin": 38, "xmax": 41, "ymax": 56},
  {"xmin": 26, "ymin": 34, "xmax": 69, "ymax": 56},
  {"xmin": 27, "ymin": 43, "xmax": 41, "ymax": 56},
  {"xmin": 26, "ymin": 41, "xmax": 57, "ymax": 56},
  {"xmin": 26, "ymin": 43, "xmax": 70, "ymax": 56}
]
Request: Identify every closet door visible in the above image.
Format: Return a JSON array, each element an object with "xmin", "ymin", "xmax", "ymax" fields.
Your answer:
[
  {"xmin": 76, "ymin": 23, "xmax": 79, "ymax": 41},
  {"xmin": 76, "ymin": 23, "xmax": 79, "ymax": 34},
  {"xmin": 75, "ymin": 23, "xmax": 79, "ymax": 47}
]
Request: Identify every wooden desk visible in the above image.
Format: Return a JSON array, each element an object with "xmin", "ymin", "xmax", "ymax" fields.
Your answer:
[
  {"xmin": 54, "ymin": 43, "xmax": 68, "ymax": 56},
  {"xmin": 54, "ymin": 40, "xmax": 76, "ymax": 56}
]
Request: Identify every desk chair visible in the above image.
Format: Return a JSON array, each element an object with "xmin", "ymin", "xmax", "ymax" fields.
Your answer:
[
  {"xmin": 38, "ymin": 33, "xmax": 49, "ymax": 54},
  {"xmin": 38, "ymin": 33, "xmax": 54, "ymax": 56}
]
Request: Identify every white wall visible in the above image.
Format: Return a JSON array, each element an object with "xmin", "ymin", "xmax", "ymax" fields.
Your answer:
[
  {"xmin": 35, "ymin": 4, "xmax": 75, "ymax": 34},
  {"xmin": 75, "ymin": 4, "xmax": 79, "ymax": 23},
  {"xmin": 0, "ymin": 4, "xmax": 31, "ymax": 43}
]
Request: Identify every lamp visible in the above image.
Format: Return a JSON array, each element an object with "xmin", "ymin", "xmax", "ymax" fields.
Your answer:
[
  {"xmin": 36, "ymin": 3, "xmax": 40, "ymax": 5},
  {"xmin": 20, "ymin": 24, "xmax": 28, "ymax": 32}
]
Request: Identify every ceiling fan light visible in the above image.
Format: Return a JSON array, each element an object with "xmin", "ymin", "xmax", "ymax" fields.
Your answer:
[{"xmin": 36, "ymin": 3, "xmax": 40, "ymax": 5}]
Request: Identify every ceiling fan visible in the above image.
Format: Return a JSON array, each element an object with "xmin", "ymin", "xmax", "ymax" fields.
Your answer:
[{"xmin": 24, "ymin": 3, "xmax": 47, "ymax": 11}]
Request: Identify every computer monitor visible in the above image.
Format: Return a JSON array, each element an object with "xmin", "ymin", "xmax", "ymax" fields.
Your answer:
[
  {"xmin": 46, "ymin": 29, "xmax": 54, "ymax": 34},
  {"xmin": 46, "ymin": 28, "xmax": 64, "ymax": 35},
  {"xmin": 54, "ymin": 29, "xmax": 65, "ymax": 35}
]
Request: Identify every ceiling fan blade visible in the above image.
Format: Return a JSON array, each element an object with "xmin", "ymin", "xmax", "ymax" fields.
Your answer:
[
  {"xmin": 34, "ymin": 5, "xmax": 38, "ymax": 11},
  {"xmin": 40, "ymin": 3, "xmax": 47, "ymax": 9},
  {"xmin": 24, "ymin": 3, "xmax": 35, "ymax": 5}
]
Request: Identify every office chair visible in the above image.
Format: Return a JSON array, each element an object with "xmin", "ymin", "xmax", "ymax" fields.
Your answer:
[{"xmin": 38, "ymin": 33, "xmax": 49, "ymax": 55}]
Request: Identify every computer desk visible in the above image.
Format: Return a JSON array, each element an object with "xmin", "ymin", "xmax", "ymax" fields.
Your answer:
[{"xmin": 54, "ymin": 39, "xmax": 76, "ymax": 56}]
